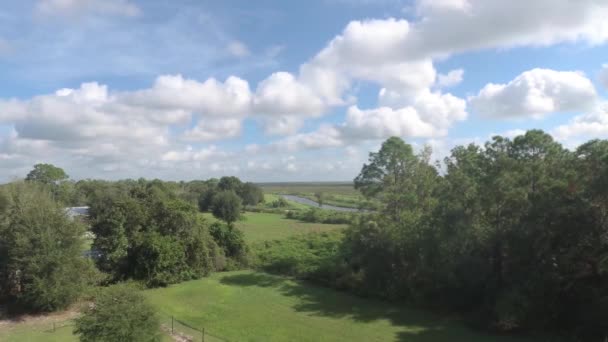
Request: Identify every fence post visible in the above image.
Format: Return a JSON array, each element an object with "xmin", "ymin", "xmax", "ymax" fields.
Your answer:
[
  {"xmin": 53, "ymin": 322, "xmax": 56, "ymax": 332},
  {"xmin": 202, "ymin": 327, "xmax": 205, "ymax": 342},
  {"xmin": 171, "ymin": 316, "xmax": 174, "ymax": 335}
]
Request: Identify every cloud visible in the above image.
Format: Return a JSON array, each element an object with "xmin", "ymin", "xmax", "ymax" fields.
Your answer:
[
  {"xmin": 124, "ymin": 74, "xmax": 252, "ymax": 117},
  {"xmin": 552, "ymin": 102, "xmax": 608, "ymax": 140},
  {"xmin": 261, "ymin": 90, "xmax": 467, "ymax": 153},
  {"xmin": 342, "ymin": 90, "xmax": 466, "ymax": 140},
  {"xmin": 182, "ymin": 119, "xmax": 242, "ymax": 142},
  {"xmin": 35, "ymin": 0, "xmax": 140, "ymax": 18},
  {"xmin": 253, "ymin": 72, "xmax": 327, "ymax": 134},
  {"xmin": 161, "ymin": 145, "xmax": 227, "ymax": 162},
  {"xmin": 436, "ymin": 69, "xmax": 464, "ymax": 88},
  {"xmin": 227, "ymin": 41, "xmax": 251, "ymax": 58},
  {"xmin": 601, "ymin": 64, "xmax": 608, "ymax": 90},
  {"xmin": 469, "ymin": 69, "xmax": 597, "ymax": 119}
]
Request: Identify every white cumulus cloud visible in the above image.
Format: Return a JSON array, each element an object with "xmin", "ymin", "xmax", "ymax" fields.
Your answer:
[{"xmin": 469, "ymin": 68, "xmax": 597, "ymax": 119}]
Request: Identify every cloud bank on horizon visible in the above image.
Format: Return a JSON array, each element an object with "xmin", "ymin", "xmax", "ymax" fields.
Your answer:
[{"xmin": 1, "ymin": 0, "xmax": 608, "ymax": 181}]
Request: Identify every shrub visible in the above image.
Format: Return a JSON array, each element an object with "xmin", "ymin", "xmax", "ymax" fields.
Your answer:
[{"xmin": 75, "ymin": 284, "xmax": 161, "ymax": 342}]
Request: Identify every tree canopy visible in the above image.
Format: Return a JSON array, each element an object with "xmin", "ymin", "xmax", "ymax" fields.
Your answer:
[
  {"xmin": 0, "ymin": 182, "xmax": 95, "ymax": 312},
  {"xmin": 25, "ymin": 163, "xmax": 69, "ymax": 185}
]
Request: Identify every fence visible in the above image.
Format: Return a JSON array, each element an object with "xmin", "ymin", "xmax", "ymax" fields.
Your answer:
[
  {"xmin": 36, "ymin": 314, "xmax": 229, "ymax": 342},
  {"xmin": 159, "ymin": 313, "xmax": 228, "ymax": 342}
]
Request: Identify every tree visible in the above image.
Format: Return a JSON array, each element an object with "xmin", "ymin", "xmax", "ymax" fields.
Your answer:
[
  {"xmin": 240, "ymin": 182, "xmax": 264, "ymax": 206},
  {"xmin": 0, "ymin": 182, "xmax": 95, "ymax": 312},
  {"xmin": 212, "ymin": 190, "xmax": 242, "ymax": 225},
  {"xmin": 218, "ymin": 176, "xmax": 243, "ymax": 193},
  {"xmin": 354, "ymin": 136, "xmax": 437, "ymax": 221},
  {"xmin": 75, "ymin": 284, "xmax": 161, "ymax": 342},
  {"xmin": 314, "ymin": 192, "xmax": 324, "ymax": 207},
  {"xmin": 25, "ymin": 163, "xmax": 69, "ymax": 185}
]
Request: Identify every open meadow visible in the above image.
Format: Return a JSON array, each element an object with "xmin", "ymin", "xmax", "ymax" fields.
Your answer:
[
  {"xmin": 202, "ymin": 211, "xmax": 346, "ymax": 243},
  {"xmin": 145, "ymin": 270, "xmax": 539, "ymax": 342}
]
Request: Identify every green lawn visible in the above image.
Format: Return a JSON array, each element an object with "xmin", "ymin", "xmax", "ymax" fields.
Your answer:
[
  {"xmin": 0, "ymin": 322, "xmax": 77, "ymax": 342},
  {"xmin": 203, "ymin": 212, "xmax": 346, "ymax": 243},
  {"xmin": 0, "ymin": 318, "xmax": 174, "ymax": 342},
  {"xmin": 145, "ymin": 270, "xmax": 538, "ymax": 342}
]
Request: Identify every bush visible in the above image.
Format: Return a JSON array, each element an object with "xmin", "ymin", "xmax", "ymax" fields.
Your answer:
[
  {"xmin": 75, "ymin": 284, "xmax": 161, "ymax": 342},
  {"xmin": 209, "ymin": 222, "xmax": 249, "ymax": 268},
  {"xmin": 252, "ymin": 231, "xmax": 346, "ymax": 287},
  {"xmin": 284, "ymin": 208, "xmax": 353, "ymax": 224}
]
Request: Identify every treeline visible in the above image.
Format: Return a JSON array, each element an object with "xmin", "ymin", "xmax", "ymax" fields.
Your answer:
[
  {"xmin": 0, "ymin": 170, "xmax": 257, "ymax": 315},
  {"xmin": 20, "ymin": 164, "xmax": 264, "ymax": 215},
  {"xmin": 255, "ymin": 130, "xmax": 608, "ymax": 339}
]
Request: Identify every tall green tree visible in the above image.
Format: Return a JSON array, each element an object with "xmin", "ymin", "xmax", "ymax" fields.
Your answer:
[
  {"xmin": 25, "ymin": 163, "xmax": 69, "ymax": 185},
  {"xmin": 212, "ymin": 190, "xmax": 242, "ymax": 225},
  {"xmin": 0, "ymin": 182, "xmax": 95, "ymax": 312}
]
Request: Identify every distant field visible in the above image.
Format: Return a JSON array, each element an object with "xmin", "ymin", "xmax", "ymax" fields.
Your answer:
[
  {"xmin": 145, "ymin": 270, "xmax": 537, "ymax": 342},
  {"xmin": 202, "ymin": 212, "xmax": 346, "ymax": 243},
  {"xmin": 259, "ymin": 182, "xmax": 359, "ymax": 195},
  {"xmin": 259, "ymin": 182, "xmax": 370, "ymax": 209}
]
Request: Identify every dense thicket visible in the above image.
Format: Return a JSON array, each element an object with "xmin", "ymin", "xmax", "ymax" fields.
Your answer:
[
  {"xmin": 89, "ymin": 179, "xmax": 246, "ymax": 287},
  {"xmin": 256, "ymin": 131, "xmax": 608, "ymax": 339},
  {"xmin": 0, "ymin": 182, "xmax": 96, "ymax": 312}
]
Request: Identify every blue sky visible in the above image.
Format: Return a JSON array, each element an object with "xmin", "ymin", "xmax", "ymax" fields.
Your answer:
[{"xmin": 1, "ymin": 0, "xmax": 608, "ymax": 182}]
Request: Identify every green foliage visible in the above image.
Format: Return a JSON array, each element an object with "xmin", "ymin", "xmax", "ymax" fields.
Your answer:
[
  {"xmin": 253, "ymin": 231, "xmax": 346, "ymax": 286},
  {"xmin": 209, "ymin": 222, "xmax": 249, "ymax": 268},
  {"xmin": 89, "ymin": 181, "xmax": 223, "ymax": 287},
  {"xmin": 75, "ymin": 284, "xmax": 161, "ymax": 342},
  {"xmin": 345, "ymin": 132, "xmax": 608, "ymax": 338},
  {"xmin": 211, "ymin": 190, "xmax": 242, "ymax": 224},
  {"xmin": 0, "ymin": 182, "xmax": 95, "ymax": 312},
  {"xmin": 285, "ymin": 208, "xmax": 353, "ymax": 224},
  {"xmin": 240, "ymin": 182, "xmax": 265, "ymax": 206},
  {"xmin": 25, "ymin": 163, "xmax": 69, "ymax": 185},
  {"xmin": 269, "ymin": 197, "xmax": 289, "ymax": 208}
]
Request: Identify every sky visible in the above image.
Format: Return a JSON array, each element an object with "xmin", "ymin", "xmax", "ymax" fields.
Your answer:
[{"xmin": 1, "ymin": 0, "xmax": 608, "ymax": 182}]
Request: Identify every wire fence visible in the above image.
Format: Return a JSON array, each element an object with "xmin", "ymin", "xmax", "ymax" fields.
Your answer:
[
  {"xmin": 36, "ymin": 314, "xmax": 229, "ymax": 342},
  {"xmin": 159, "ymin": 313, "xmax": 229, "ymax": 342}
]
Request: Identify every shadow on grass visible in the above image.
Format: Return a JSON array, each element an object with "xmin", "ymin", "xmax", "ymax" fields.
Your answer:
[{"xmin": 219, "ymin": 272, "xmax": 536, "ymax": 342}]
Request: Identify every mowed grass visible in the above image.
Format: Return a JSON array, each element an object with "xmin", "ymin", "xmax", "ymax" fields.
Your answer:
[
  {"xmin": 145, "ymin": 270, "xmax": 538, "ymax": 342},
  {"xmin": 0, "ymin": 322, "xmax": 77, "ymax": 342},
  {"xmin": 0, "ymin": 315, "xmax": 174, "ymax": 342},
  {"xmin": 203, "ymin": 212, "xmax": 346, "ymax": 243}
]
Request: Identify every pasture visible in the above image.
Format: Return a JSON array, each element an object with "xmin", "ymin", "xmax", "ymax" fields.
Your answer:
[
  {"xmin": 202, "ymin": 212, "xmax": 346, "ymax": 243},
  {"xmin": 145, "ymin": 270, "xmax": 538, "ymax": 342}
]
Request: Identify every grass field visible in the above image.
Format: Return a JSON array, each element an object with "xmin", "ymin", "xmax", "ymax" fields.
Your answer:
[
  {"xmin": 146, "ymin": 270, "xmax": 537, "ymax": 342},
  {"xmin": 203, "ymin": 212, "xmax": 346, "ymax": 243},
  {"xmin": 0, "ymin": 314, "xmax": 173, "ymax": 342},
  {"xmin": 0, "ymin": 322, "xmax": 76, "ymax": 342},
  {"xmin": 259, "ymin": 182, "xmax": 371, "ymax": 209}
]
